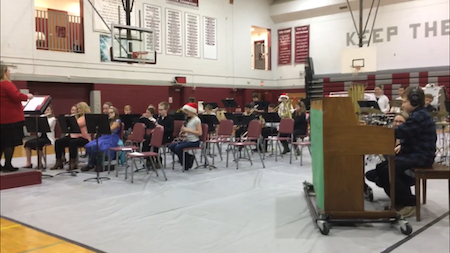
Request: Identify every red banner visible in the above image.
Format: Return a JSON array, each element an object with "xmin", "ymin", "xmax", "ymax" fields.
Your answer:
[
  {"xmin": 294, "ymin": 25, "xmax": 310, "ymax": 64},
  {"xmin": 167, "ymin": 0, "xmax": 199, "ymax": 8},
  {"xmin": 278, "ymin": 28, "xmax": 292, "ymax": 65}
]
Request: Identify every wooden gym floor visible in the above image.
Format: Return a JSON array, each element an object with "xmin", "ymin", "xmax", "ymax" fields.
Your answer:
[{"xmin": 0, "ymin": 217, "xmax": 99, "ymax": 253}]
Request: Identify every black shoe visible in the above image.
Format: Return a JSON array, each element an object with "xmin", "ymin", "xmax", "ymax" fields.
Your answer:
[
  {"xmin": 1, "ymin": 165, "xmax": 19, "ymax": 173},
  {"xmin": 81, "ymin": 165, "xmax": 94, "ymax": 172},
  {"xmin": 282, "ymin": 149, "xmax": 290, "ymax": 155}
]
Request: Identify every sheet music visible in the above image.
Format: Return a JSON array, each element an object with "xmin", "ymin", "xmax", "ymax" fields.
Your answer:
[
  {"xmin": 24, "ymin": 97, "xmax": 46, "ymax": 111},
  {"xmin": 130, "ymin": 152, "xmax": 144, "ymax": 156},
  {"xmin": 22, "ymin": 100, "xmax": 30, "ymax": 107}
]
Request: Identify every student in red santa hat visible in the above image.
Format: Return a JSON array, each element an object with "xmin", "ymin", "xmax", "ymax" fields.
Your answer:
[{"xmin": 168, "ymin": 102, "xmax": 203, "ymax": 171}]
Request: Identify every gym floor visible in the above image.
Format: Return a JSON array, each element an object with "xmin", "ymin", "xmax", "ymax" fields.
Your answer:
[{"xmin": 1, "ymin": 134, "xmax": 449, "ymax": 253}]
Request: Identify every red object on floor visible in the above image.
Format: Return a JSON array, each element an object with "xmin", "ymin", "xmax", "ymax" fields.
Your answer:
[{"xmin": 0, "ymin": 171, "xmax": 42, "ymax": 190}]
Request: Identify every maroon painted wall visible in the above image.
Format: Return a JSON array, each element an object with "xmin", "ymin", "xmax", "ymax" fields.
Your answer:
[
  {"xmin": 27, "ymin": 81, "xmax": 92, "ymax": 116},
  {"xmin": 16, "ymin": 81, "xmax": 306, "ymax": 115}
]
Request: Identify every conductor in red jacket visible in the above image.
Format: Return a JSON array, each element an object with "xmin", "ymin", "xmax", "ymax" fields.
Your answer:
[{"xmin": 0, "ymin": 63, "xmax": 33, "ymax": 172}]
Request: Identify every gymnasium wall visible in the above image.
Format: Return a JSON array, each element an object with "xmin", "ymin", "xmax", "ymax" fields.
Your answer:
[
  {"xmin": 1, "ymin": 0, "xmax": 284, "ymax": 88},
  {"xmin": 273, "ymin": 0, "xmax": 450, "ymax": 76},
  {"xmin": 13, "ymin": 80, "xmax": 304, "ymax": 115}
]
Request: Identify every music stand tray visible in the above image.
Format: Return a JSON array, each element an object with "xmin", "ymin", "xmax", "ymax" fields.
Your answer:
[
  {"xmin": 119, "ymin": 114, "xmax": 141, "ymax": 130},
  {"xmin": 225, "ymin": 113, "xmax": 241, "ymax": 126},
  {"xmin": 24, "ymin": 117, "xmax": 52, "ymax": 173},
  {"xmin": 84, "ymin": 114, "xmax": 112, "ymax": 184}
]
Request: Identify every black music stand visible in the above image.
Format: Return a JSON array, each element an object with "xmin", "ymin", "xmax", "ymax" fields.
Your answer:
[
  {"xmin": 225, "ymin": 113, "xmax": 242, "ymax": 126},
  {"xmin": 24, "ymin": 117, "xmax": 52, "ymax": 174},
  {"xmin": 84, "ymin": 114, "xmax": 111, "ymax": 184},
  {"xmin": 55, "ymin": 115, "xmax": 81, "ymax": 177},
  {"xmin": 119, "ymin": 114, "xmax": 141, "ymax": 130},
  {"xmin": 199, "ymin": 115, "xmax": 219, "ymax": 132},
  {"xmin": 358, "ymin": 101, "xmax": 381, "ymax": 110},
  {"xmin": 263, "ymin": 112, "xmax": 281, "ymax": 134},
  {"xmin": 23, "ymin": 96, "xmax": 52, "ymax": 177},
  {"xmin": 241, "ymin": 115, "xmax": 256, "ymax": 127},
  {"xmin": 222, "ymin": 99, "xmax": 238, "ymax": 112},
  {"xmin": 170, "ymin": 113, "xmax": 186, "ymax": 121}
]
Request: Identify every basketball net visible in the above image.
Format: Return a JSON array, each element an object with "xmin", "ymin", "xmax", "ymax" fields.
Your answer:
[{"xmin": 352, "ymin": 66, "xmax": 361, "ymax": 77}]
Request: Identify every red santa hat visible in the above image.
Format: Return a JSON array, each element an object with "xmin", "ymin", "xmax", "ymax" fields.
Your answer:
[
  {"xmin": 278, "ymin": 93, "xmax": 289, "ymax": 101},
  {"xmin": 182, "ymin": 102, "xmax": 198, "ymax": 114}
]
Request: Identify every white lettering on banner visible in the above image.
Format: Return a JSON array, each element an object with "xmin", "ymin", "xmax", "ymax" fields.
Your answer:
[{"xmin": 346, "ymin": 19, "xmax": 450, "ymax": 46}]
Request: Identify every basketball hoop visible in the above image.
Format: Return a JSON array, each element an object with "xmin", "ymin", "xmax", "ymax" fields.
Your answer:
[
  {"xmin": 132, "ymin": 51, "xmax": 149, "ymax": 65},
  {"xmin": 352, "ymin": 65, "xmax": 362, "ymax": 77}
]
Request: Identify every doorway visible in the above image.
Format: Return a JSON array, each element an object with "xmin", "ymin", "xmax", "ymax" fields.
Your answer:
[{"xmin": 48, "ymin": 9, "xmax": 69, "ymax": 51}]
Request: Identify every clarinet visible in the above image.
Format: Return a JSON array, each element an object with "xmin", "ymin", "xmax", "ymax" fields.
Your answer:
[{"xmin": 178, "ymin": 116, "xmax": 190, "ymax": 141}]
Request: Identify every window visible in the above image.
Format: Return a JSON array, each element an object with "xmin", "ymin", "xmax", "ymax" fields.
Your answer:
[{"xmin": 35, "ymin": 0, "xmax": 84, "ymax": 53}]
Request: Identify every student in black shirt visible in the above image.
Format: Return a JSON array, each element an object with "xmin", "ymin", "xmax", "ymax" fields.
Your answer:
[
  {"xmin": 292, "ymin": 101, "xmax": 308, "ymax": 138},
  {"xmin": 424, "ymin": 93, "xmax": 437, "ymax": 112},
  {"xmin": 156, "ymin": 102, "xmax": 174, "ymax": 146},
  {"xmin": 281, "ymin": 101, "xmax": 308, "ymax": 155},
  {"xmin": 140, "ymin": 107, "xmax": 157, "ymax": 153}
]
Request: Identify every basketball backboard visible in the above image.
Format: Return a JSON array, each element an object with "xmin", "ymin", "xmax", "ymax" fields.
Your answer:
[
  {"xmin": 341, "ymin": 47, "xmax": 377, "ymax": 74},
  {"xmin": 111, "ymin": 24, "xmax": 156, "ymax": 64}
]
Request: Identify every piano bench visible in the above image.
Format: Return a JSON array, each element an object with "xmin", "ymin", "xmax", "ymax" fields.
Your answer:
[{"xmin": 414, "ymin": 164, "xmax": 450, "ymax": 221}]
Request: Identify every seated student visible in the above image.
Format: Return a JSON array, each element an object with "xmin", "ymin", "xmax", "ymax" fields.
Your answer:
[
  {"xmin": 367, "ymin": 87, "xmax": 436, "ymax": 218},
  {"xmin": 50, "ymin": 102, "xmax": 92, "ymax": 171},
  {"xmin": 103, "ymin": 102, "xmax": 112, "ymax": 114},
  {"xmin": 424, "ymin": 93, "xmax": 437, "ymax": 112},
  {"xmin": 23, "ymin": 105, "xmax": 56, "ymax": 169},
  {"xmin": 140, "ymin": 107, "xmax": 157, "ymax": 153},
  {"xmin": 81, "ymin": 106, "xmax": 121, "ymax": 172},
  {"xmin": 292, "ymin": 101, "xmax": 308, "ymax": 139},
  {"xmin": 154, "ymin": 102, "xmax": 174, "ymax": 164},
  {"xmin": 168, "ymin": 103, "xmax": 202, "ymax": 171},
  {"xmin": 124, "ymin": 105, "xmax": 132, "ymax": 115},
  {"xmin": 235, "ymin": 104, "xmax": 254, "ymax": 139},
  {"xmin": 203, "ymin": 104, "xmax": 216, "ymax": 115}
]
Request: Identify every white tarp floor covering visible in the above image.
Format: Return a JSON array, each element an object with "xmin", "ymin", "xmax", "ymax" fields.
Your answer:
[{"xmin": 1, "ymin": 145, "xmax": 449, "ymax": 253}]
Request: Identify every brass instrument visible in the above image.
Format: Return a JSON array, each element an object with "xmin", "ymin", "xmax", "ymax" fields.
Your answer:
[
  {"xmin": 277, "ymin": 99, "xmax": 293, "ymax": 119},
  {"xmin": 348, "ymin": 83, "xmax": 366, "ymax": 117}
]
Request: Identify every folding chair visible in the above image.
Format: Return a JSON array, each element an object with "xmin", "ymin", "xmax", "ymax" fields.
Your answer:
[
  {"xmin": 205, "ymin": 119, "xmax": 233, "ymax": 164},
  {"xmin": 264, "ymin": 119, "xmax": 294, "ymax": 161},
  {"xmin": 226, "ymin": 120, "xmax": 265, "ymax": 170},
  {"xmin": 127, "ymin": 125, "xmax": 167, "ymax": 183},
  {"xmin": 108, "ymin": 122, "xmax": 145, "ymax": 177}
]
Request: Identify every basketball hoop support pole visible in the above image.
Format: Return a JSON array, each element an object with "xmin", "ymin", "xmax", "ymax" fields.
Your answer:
[{"xmin": 123, "ymin": 0, "xmax": 134, "ymax": 58}]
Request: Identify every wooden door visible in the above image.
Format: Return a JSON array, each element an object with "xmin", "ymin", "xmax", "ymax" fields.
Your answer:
[
  {"xmin": 48, "ymin": 9, "xmax": 69, "ymax": 51},
  {"xmin": 254, "ymin": 40, "xmax": 265, "ymax": 70},
  {"xmin": 288, "ymin": 92, "xmax": 306, "ymax": 106}
]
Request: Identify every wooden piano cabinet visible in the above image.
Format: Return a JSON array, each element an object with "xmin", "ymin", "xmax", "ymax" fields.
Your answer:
[{"xmin": 306, "ymin": 97, "xmax": 412, "ymax": 235}]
